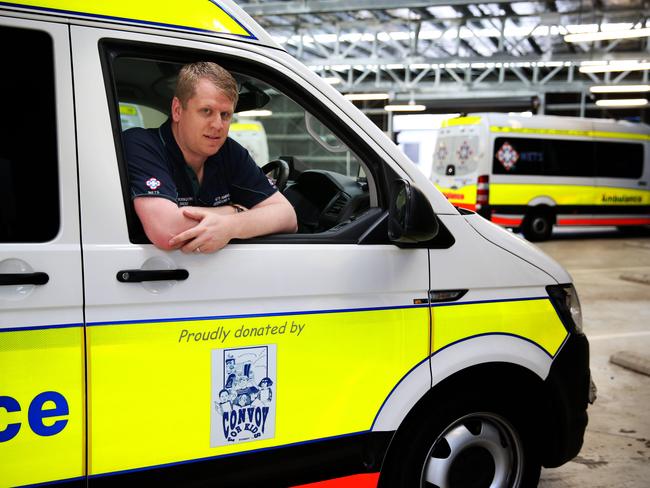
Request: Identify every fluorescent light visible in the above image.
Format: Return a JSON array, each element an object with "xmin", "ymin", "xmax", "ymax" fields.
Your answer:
[
  {"xmin": 344, "ymin": 93, "xmax": 390, "ymax": 101},
  {"xmin": 237, "ymin": 110, "xmax": 272, "ymax": 117},
  {"xmin": 595, "ymin": 99, "xmax": 648, "ymax": 107},
  {"xmin": 590, "ymin": 85, "xmax": 650, "ymax": 93},
  {"xmin": 323, "ymin": 76, "xmax": 342, "ymax": 85},
  {"xmin": 579, "ymin": 62, "xmax": 650, "ymax": 73},
  {"xmin": 384, "ymin": 103, "xmax": 426, "ymax": 112},
  {"xmin": 565, "ymin": 27, "xmax": 650, "ymax": 43}
]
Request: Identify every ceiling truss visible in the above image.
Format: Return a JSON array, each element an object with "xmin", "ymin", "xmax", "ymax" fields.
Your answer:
[{"xmin": 240, "ymin": 1, "xmax": 650, "ymax": 115}]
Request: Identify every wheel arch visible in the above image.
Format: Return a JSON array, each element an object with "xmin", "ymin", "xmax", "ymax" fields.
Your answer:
[{"xmin": 377, "ymin": 361, "xmax": 550, "ymax": 487}]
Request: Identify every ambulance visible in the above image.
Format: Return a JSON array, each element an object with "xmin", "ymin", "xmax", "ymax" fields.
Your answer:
[
  {"xmin": 1, "ymin": 2, "xmax": 594, "ymax": 487},
  {"xmin": 431, "ymin": 113, "xmax": 650, "ymax": 240}
]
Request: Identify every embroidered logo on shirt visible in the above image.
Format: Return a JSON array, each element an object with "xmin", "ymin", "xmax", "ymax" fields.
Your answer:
[{"xmin": 146, "ymin": 177, "xmax": 161, "ymax": 190}]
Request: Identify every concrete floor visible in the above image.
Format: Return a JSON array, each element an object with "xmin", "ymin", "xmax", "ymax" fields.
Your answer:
[{"xmin": 533, "ymin": 228, "xmax": 650, "ymax": 487}]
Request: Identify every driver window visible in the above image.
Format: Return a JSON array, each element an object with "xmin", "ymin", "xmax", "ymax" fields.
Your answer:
[{"xmin": 110, "ymin": 55, "xmax": 377, "ymax": 238}]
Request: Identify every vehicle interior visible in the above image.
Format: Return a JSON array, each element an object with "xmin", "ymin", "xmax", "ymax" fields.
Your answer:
[{"xmin": 110, "ymin": 55, "xmax": 382, "ymax": 242}]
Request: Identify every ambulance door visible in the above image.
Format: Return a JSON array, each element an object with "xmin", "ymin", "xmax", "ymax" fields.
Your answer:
[
  {"xmin": 0, "ymin": 19, "xmax": 85, "ymax": 488},
  {"xmin": 593, "ymin": 130, "xmax": 648, "ymax": 227},
  {"xmin": 71, "ymin": 26, "xmax": 431, "ymax": 485}
]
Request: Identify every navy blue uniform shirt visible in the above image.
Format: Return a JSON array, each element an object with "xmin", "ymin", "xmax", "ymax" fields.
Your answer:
[{"xmin": 124, "ymin": 120, "xmax": 276, "ymax": 209}]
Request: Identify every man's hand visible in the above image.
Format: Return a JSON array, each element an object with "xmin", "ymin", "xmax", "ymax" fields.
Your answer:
[{"xmin": 169, "ymin": 207, "xmax": 235, "ymax": 253}]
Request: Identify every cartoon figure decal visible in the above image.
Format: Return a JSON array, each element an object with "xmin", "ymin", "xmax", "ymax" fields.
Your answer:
[
  {"xmin": 211, "ymin": 345, "xmax": 277, "ymax": 447},
  {"xmin": 496, "ymin": 141, "xmax": 519, "ymax": 171}
]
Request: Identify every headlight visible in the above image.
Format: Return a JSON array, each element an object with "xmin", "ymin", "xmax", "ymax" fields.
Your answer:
[{"xmin": 546, "ymin": 284, "xmax": 583, "ymax": 335}]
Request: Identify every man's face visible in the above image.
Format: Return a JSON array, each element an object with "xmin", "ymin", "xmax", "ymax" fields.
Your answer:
[{"xmin": 171, "ymin": 77, "xmax": 234, "ymax": 163}]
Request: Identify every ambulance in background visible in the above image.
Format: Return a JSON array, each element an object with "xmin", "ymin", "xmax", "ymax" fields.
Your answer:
[
  {"xmin": 431, "ymin": 113, "xmax": 650, "ymax": 240},
  {"xmin": 229, "ymin": 119, "xmax": 270, "ymax": 167}
]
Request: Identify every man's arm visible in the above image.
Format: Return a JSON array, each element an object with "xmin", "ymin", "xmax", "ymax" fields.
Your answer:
[
  {"xmin": 134, "ymin": 197, "xmax": 234, "ymax": 251},
  {"xmin": 168, "ymin": 192, "xmax": 297, "ymax": 253}
]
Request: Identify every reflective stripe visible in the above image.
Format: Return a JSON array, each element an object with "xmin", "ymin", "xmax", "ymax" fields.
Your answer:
[
  {"xmin": 3, "ymin": 299, "xmax": 567, "ymax": 484},
  {"xmin": 4, "ymin": 0, "xmax": 253, "ymax": 37},
  {"xmin": 0, "ymin": 327, "xmax": 85, "ymax": 487},
  {"xmin": 292, "ymin": 473, "xmax": 379, "ymax": 487},
  {"xmin": 557, "ymin": 215, "xmax": 650, "ymax": 226},
  {"xmin": 432, "ymin": 298, "xmax": 568, "ymax": 358},
  {"xmin": 491, "ymin": 214, "xmax": 524, "ymax": 227},
  {"xmin": 435, "ymin": 183, "xmax": 477, "ymax": 206},
  {"xmin": 490, "ymin": 183, "xmax": 650, "ymax": 206},
  {"xmin": 490, "ymin": 125, "xmax": 650, "ymax": 142},
  {"xmin": 87, "ymin": 307, "xmax": 429, "ymax": 475},
  {"xmin": 441, "ymin": 115, "xmax": 482, "ymax": 127}
]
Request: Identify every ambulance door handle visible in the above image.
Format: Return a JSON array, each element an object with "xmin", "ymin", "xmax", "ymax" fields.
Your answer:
[
  {"xmin": 0, "ymin": 272, "xmax": 49, "ymax": 286},
  {"xmin": 116, "ymin": 269, "xmax": 189, "ymax": 283},
  {"xmin": 639, "ymin": 181, "xmax": 647, "ymax": 186}
]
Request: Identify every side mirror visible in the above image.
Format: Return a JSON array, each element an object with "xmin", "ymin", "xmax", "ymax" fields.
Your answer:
[{"xmin": 388, "ymin": 179, "xmax": 439, "ymax": 243}]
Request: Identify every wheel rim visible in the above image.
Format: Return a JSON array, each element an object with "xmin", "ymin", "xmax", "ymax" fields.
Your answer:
[
  {"xmin": 420, "ymin": 413, "xmax": 524, "ymax": 488},
  {"xmin": 531, "ymin": 216, "xmax": 549, "ymax": 235}
]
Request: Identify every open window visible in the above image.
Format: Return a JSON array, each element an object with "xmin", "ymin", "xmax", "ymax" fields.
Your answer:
[{"xmin": 103, "ymin": 44, "xmax": 392, "ymax": 244}]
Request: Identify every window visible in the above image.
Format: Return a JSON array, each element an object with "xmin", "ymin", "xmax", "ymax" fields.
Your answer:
[
  {"xmin": 0, "ymin": 25, "xmax": 59, "ymax": 242},
  {"xmin": 595, "ymin": 141, "xmax": 643, "ymax": 179},
  {"xmin": 106, "ymin": 51, "xmax": 381, "ymax": 241},
  {"xmin": 432, "ymin": 135, "xmax": 480, "ymax": 176},
  {"xmin": 492, "ymin": 137, "xmax": 595, "ymax": 177}
]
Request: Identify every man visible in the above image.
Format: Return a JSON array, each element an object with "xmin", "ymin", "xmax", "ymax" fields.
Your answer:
[{"xmin": 124, "ymin": 62, "xmax": 297, "ymax": 253}]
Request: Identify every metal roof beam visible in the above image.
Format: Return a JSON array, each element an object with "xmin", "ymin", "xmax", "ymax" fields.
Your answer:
[{"xmin": 243, "ymin": 0, "xmax": 547, "ymax": 16}]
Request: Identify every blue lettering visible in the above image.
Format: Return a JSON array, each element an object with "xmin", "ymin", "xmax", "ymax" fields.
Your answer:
[
  {"xmin": 0, "ymin": 396, "xmax": 21, "ymax": 442},
  {"xmin": 260, "ymin": 406, "xmax": 269, "ymax": 432},
  {"xmin": 28, "ymin": 391, "xmax": 69, "ymax": 437},
  {"xmin": 222, "ymin": 412, "xmax": 230, "ymax": 438}
]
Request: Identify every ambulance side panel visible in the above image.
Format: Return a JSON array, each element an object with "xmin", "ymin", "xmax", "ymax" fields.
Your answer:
[
  {"xmin": 71, "ymin": 26, "xmax": 431, "ymax": 486},
  {"xmin": 0, "ymin": 17, "xmax": 85, "ymax": 488}
]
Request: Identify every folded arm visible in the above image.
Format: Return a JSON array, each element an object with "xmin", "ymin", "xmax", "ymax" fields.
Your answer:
[{"xmin": 135, "ymin": 192, "xmax": 297, "ymax": 253}]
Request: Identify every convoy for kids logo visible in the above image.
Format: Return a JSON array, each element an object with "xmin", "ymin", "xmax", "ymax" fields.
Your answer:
[{"xmin": 210, "ymin": 345, "xmax": 277, "ymax": 447}]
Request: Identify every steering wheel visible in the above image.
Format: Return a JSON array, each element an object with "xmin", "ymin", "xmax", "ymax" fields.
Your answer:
[{"xmin": 261, "ymin": 159, "xmax": 290, "ymax": 192}]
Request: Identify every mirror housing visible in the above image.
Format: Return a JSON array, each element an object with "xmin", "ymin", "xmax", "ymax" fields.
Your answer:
[{"xmin": 388, "ymin": 179, "xmax": 439, "ymax": 243}]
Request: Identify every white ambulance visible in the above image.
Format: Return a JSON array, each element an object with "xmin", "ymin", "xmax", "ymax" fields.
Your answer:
[
  {"xmin": 1, "ymin": 2, "xmax": 593, "ymax": 488},
  {"xmin": 431, "ymin": 113, "xmax": 650, "ymax": 240}
]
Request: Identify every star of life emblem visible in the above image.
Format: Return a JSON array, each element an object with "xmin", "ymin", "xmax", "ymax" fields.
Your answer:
[
  {"xmin": 457, "ymin": 141, "xmax": 473, "ymax": 162},
  {"xmin": 496, "ymin": 142, "xmax": 519, "ymax": 171},
  {"xmin": 436, "ymin": 144, "xmax": 448, "ymax": 162},
  {"xmin": 145, "ymin": 177, "xmax": 161, "ymax": 190}
]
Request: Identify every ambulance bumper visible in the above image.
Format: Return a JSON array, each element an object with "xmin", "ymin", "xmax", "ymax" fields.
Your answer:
[{"xmin": 542, "ymin": 332, "xmax": 593, "ymax": 468}]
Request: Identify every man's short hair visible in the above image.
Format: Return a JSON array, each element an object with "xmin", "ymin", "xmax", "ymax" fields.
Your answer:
[{"xmin": 174, "ymin": 62, "xmax": 239, "ymax": 108}]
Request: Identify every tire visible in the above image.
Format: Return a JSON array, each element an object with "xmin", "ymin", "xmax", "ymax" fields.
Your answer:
[
  {"xmin": 379, "ymin": 395, "xmax": 541, "ymax": 488},
  {"xmin": 522, "ymin": 211, "xmax": 553, "ymax": 242}
]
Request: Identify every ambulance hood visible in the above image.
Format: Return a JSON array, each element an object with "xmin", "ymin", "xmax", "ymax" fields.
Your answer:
[{"xmin": 464, "ymin": 213, "xmax": 572, "ymax": 284}]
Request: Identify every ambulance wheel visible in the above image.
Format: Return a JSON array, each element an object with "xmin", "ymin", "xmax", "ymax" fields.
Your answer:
[
  {"xmin": 379, "ymin": 397, "xmax": 541, "ymax": 488},
  {"xmin": 522, "ymin": 211, "xmax": 553, "ymax": 241},
  {"xmin": 262, "ymin": 159, "xmax": 290, "ymax": 191}
]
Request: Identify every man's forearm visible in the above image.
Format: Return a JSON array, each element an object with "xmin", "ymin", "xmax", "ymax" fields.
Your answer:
[
  {"xmin": 135, "ymin": 197, "xmax": 198, "ymax": 250},
  {"xmin": 227, "ymin": 201, "xmax": 297, "ymax": 239}
]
